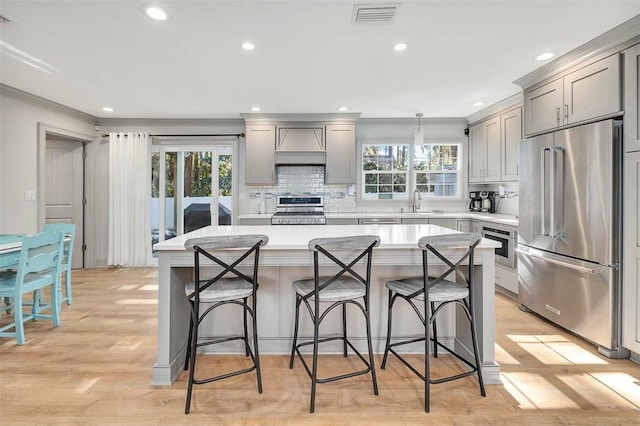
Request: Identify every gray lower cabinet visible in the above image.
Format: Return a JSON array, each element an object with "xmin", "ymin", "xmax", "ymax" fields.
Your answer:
[
  {"xmin": 623, "ymin": 148, "xmax": 640, "ymax": 355},
  {"xmin": 429, "ymin": 218, "xmax": 458, "ymax": 230},
  {"xmin": 237, "ymin": 217, "xmax": 272, "ymax": 226},
  {"xmin": 457, "ymin": 219, "xmax": 473, "ymax": 232},
  {"xmin": 326, "ymin": 218, "xmax": 359, "ymax": 225}
]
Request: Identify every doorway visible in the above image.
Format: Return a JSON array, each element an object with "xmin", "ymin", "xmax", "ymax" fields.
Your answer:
[
  {"xmin": 45, "ymin": 137, "xmax": 85, "ymax": 268},
  {"xmin": 151, "ymin": 142, "xmax": 235, "ymax": 252}
]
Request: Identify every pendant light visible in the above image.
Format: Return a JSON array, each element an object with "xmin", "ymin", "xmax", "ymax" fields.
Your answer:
[{"xmin": 414, "ymin": 113, "xmax": 424, "ymax": 145}]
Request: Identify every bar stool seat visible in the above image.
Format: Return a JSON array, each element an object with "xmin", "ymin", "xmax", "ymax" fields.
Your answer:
[
  {"xmin": 385, "ymin": 278, "xmax": 468, "ymax": 302},
  {"xmin": 292, "ymin": 277, "xmax": 365, "ymax": 302},
  {"xmin": 185, "ymin": 278, "xmax": 253, "ymax": 302}
]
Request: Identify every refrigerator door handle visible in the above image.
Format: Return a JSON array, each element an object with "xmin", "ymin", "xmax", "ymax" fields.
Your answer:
[
  {"xmin": 541, "ymin": 147, "xmax": 552, "ymax": 236},
  {"xmin": 550, "ymin": 146, "xmax": 556, "ymax": 237},
  {"xmin": 516, "ymin": 248, "xmax": 597, "ymax": 274}
]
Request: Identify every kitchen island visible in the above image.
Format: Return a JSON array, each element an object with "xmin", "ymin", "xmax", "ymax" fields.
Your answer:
[{"xmin": 152, "ymin": 224, "xmax": 501, "ymax": 386}]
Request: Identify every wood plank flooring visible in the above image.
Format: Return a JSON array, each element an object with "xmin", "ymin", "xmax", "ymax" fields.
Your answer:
[{"xmin": 1, "ymin": 268, "xmax": 639, "ymax": 424}]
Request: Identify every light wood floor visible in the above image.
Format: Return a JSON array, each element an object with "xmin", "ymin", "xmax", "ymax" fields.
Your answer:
[{"xmin": 1, "ymin": 268, "xmax": 639, "ymax": 425}]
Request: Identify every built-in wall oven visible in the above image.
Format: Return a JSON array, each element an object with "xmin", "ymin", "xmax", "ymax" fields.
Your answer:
[{"xmin": 481, "ymin": 225, "xmax": 516, "ymax": 269}]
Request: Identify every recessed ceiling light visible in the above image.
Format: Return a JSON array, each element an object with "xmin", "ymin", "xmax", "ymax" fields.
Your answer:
[
  {"xmin": 337, "ymin": 106, "xmax": 349, "ymax": 112},
  {"xmin": 145, "ymin": 6, "xmax": 168, "ymax": 21},
  {"xmin": 472, "ymin": 102, "xmax": 484, "ymax": 107},
  {"xmin": 102, "ymin": 107, "xmax": 114, "ymax": 112},
  {"xmin": 242, "ymin": 42, "xmax": 255, "ymax": 51},
  {"xmin": 535, "ymin": 52, "xmax": 555, "ymax": 61},
  {"xmin": 250, "ymin": 106, "xmax": 261, "ymax": 112},
  {"xmin": 393, "ymin": 42, "xmax": 407, "ymax": 52}
]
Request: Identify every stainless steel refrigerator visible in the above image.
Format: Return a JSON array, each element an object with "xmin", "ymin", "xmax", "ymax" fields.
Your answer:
[{"xmin": 517, "ymin": 119, "xmax": 627, "ymax": 357}]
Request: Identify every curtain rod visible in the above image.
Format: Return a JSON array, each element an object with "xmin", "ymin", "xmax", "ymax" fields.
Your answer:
[{"xmin": 101, "ymin": 133, "xmax": 245, "ymax": 138}]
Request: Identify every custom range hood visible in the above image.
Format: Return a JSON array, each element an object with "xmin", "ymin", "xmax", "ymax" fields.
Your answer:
[{"xmin": 275, "ymin": 126, "xmax": 325, "ymax": 165}]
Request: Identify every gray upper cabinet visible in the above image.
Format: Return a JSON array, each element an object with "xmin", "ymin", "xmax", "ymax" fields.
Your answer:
[
  {"xmin": 501, "ymin": 107, "xmax": 522, "ymax": 182},
  {"xmin": 524, "ymin": 78, "xmax": 564, "ymax": 136},
  {"xmin": 325, "ymin": 124, "xmax": 356, "ymax": 184},
  {"xmin": 524, "ymin": 54, "xmax": 621, "ymax": 136},
  {"xmin": 245, "ymin": 125, "xmax": 275, "ymax": 185},
  {"xmin": 469, "ymin": 116, "xmax": 501, "ymax": 183},
  {"xmin": 624, "ymin": 43, "xmax": 640, "ymax": 153}
]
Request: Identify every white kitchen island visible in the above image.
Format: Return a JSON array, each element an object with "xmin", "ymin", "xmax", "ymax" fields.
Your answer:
[{"xmin": 152, "ymin": 224, "xmax": 501, "ymax": 386}]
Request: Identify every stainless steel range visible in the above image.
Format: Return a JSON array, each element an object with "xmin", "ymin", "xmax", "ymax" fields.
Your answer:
[{"xmin": 271, "ymin": 195, "xmax": 326, "ymax": 225}]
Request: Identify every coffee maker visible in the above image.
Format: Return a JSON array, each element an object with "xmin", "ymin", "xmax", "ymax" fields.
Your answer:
[
  {"xmin": 480, "ymin": 190, "xmax": 497, "ymax": 213},
  {"xmin": 469, "ymin": 191, "xmax": 482, "ymax": 212}
]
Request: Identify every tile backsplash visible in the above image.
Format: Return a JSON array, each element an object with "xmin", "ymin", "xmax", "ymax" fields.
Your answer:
[{"xmin": 247, "ymin": 166, "xmax": 357, "ymax": 213}]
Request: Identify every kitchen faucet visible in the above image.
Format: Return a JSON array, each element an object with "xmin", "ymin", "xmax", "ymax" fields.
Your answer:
[{"xmin": 412, "ymin": 188, "xmax": 422, "ymax": 213}]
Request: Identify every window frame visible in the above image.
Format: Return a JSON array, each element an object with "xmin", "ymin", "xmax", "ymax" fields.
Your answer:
[{"xmin": 357, "ymin": 138, "xmax": 466, "ymax": 203}]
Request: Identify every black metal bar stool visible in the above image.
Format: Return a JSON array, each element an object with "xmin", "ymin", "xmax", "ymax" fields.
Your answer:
[
  {"xmin": 289, "ymin": 235, "xmax": 380, "ymax": 413},
  {"xmin": 381, "ymin": 232, "xmax": 486, "ymax": 412},
  {"xmin": 183, "ymin": 234, "xmax": 268, "ymax": 414}
]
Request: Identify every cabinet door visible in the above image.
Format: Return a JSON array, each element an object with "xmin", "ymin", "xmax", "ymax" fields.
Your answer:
[
  {"xmin": 325, "ymin": 124, "xmax": 356, "ymax": 183},
  {"xmin": 468, "ymin": 123, "xmax": 485, "ymax": 183},
  {"xmin": 524, "ymin": 78, "xmax": 563, "ymax": 136},
  {"xmin": 623, "ymin": 151, "xmax": 640, "ymax": 353},
  {"xmin": 624, "ymin": 43, "xmax": 640, "ymax": 153},
  {"xmin": 501, "ymin": 107, "xmax": 522, "ymax": 182},
  {"xmin": 457, "ymin": 220, "xmax": 472, "ymax": 232},
  {"xmin": 472, "ymin": 221, "xmax": 482, "ymax": 234},
  {"xmin": 245, "ymin": 125, "xmax": 275, "ymax": 184},
  {"xmin": 564, "ymin": 54, "xmax": 621, "ymax": 125},
  {"xmin": 484, "ymin": 117, "xmax": 501, "ymax": 182},
  {"xmin": 429, "ymin": 218, "xmax": 458, "ymax": 230}
]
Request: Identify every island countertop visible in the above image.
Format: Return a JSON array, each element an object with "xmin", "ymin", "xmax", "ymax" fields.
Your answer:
[{"xmin": 153, "ymin": 224, "xmax": 501, "ymax": 252}]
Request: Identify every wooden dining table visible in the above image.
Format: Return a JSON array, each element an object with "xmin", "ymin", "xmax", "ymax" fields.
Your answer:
[{"xmin": 0, "ymin": 234, "xmax": 25, "ymax": 270}]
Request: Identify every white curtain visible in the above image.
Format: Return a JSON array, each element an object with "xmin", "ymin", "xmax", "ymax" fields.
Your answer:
[{"xmin": 108, "ymin": 132, "xmax": 152, "ymax": 266}]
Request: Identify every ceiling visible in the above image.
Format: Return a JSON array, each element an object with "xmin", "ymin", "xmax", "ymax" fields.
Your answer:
[{"xmin": 0, "ymin": 1, "xmax": 638, "ymax": 119}]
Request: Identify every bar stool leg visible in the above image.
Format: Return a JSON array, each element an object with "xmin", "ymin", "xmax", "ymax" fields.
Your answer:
[
  {"xmin": 289, "ymin": 296, "xmax": 302, "ymax": 369},
  {"xmin": 468, "ymin": 300, "xmax": 486, "ymax": 397},
  {"xmin": 425, "ymin": 310, "xmax": 431, "ymax": 413},
  {"xmin": 342, "ymin": 303, "xmax": 348, "ymax": 357},
  {"xmin": 184, "ymin": 301, "xmax": 193, "ymax": 371},
  {"xmin": 252, "ymin": 295, "xmax": 263, "ymax": 393},
  {"xmin": 310, "ymin": 306, "xmax": 320, "ymax": 413},
  {"xmin": 381, "ymin": 289, "xmax": 394, "ymax": 369},
  {"xmin": 185, "ymin": 303, "xmax": 199, "ymax": 414},
  {"xmin": 243, "ymin": 297, "xmax": 250, "ymax": 357},
  {"xmin": 431, "ymin": 302, "xmax": 438, "ymax": 358},
  {"xmin": 364, "ymin": 302, "xmax": 379, "ymax": 395}
]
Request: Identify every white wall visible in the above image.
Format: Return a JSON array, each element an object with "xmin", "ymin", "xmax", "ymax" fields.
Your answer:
[{"xmin": 0, "ymin": 86, "xmax": 97, "ymax": 233}]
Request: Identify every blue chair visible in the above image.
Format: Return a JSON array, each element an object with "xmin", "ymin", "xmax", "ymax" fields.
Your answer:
[
  {"xmin": 0, "ymin": 230, "xmax": 64, "ymax": 345},
  {"xmin": 44, "ymin": 223, "xmax": 76, "ymax": 305}
]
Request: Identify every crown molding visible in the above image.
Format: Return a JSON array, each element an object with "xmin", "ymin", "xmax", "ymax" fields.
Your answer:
[
  {"xmin": 466, "ymin": 93, "xmax": 523, "ymax": 126},
  {"xmin": 96, "ymin": 117, "xmax": 245, "ymax": 127},
  {"xmin": 514, "ymin": 14, "xmax": 640, "ymax": 90},
  {"xmin": 241, "ymin": 112, "xmax": 361, "ymax": 125},
  {"xmin": 0, "ymin": 83, "xmax": 96, "ymax": 121},
  {"xmin": 356, "ymin": 117, "xmax": 467, "ymax": 126}
]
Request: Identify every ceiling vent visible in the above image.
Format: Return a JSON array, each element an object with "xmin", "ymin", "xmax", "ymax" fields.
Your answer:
[
  {"xmin": 352, "ymin": 3, "xmax": 399, "ymax": 24},
  {"xmin": 0, "ymin": 15, "xmax": 11, "ymax": 23}
]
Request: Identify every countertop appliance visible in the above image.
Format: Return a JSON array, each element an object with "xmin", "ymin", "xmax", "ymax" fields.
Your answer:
[
  {"xmin": 482, "ymin": 225, "xmax": 516, "ymax": 269},
  {"xmin": 469, "ymin": 191, "xmax": 482, "ymax": 212},
  {"xmin": 517, "ymin": 119, "xmax": 627, "ymax": 358},
  {"xmin": 480, "ymin": 190, "xmax": 497, "ymax": 213},
  {"xmin": 271, "ymin": 195, "xmax": 326, "ymax": 225}
]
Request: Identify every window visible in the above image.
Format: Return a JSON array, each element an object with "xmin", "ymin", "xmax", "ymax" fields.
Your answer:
[{"xmin": 361, "ymin": 140, "xmax": 462, "ymax": 200}]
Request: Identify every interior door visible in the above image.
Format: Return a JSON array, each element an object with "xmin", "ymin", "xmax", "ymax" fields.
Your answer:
[{"xmin": 45, "ymin": 139, "xmax": 84, "ymax": 268}]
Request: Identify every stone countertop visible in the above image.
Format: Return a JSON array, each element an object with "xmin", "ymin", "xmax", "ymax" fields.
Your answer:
[
  {"xmin": 153, "ymin": 224, "xmax": 501, "ymax": 251},
  {"xmin": 237, "ymin": 211, "xmax": 518, "ymax": 227}
]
